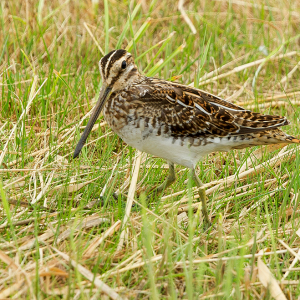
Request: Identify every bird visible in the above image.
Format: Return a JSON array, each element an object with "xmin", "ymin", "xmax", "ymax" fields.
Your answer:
[{"xmin": 73, "ymin": 49, "xmax": 300, "ymax": 226}]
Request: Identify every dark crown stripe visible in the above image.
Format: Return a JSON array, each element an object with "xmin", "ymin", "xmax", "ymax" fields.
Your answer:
[
  {"xmin": 100, "ymin": 50, "xmax": 116, "ymax": 77},
  {"xmin": 105, "ymin": 49, "xmax": 127, "ymax": 79}
]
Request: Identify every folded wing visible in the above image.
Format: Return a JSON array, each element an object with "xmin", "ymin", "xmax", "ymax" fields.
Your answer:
[{"xmin": 132, "ymin": 78, "xmax": 289, "ymax": 138}]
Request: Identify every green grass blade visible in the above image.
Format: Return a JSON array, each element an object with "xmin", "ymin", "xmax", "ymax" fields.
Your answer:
[
  {"xmin": 116, "ymin": 2, "xmax": 141, "ymax": 49},
  {"xmin": 146, "ymin": 43, "xmax": 186, "ymax": 77},
  {"xmin": 136, "ymin": 31, "xmax": 176, "ymax": 62},
  {"xmin": 126, "ymin": 17, "xmax": 152, "ymax": 53},
  {"xmin": 104, "ymin": 0, "xmax": 109, "ymax": 54}
]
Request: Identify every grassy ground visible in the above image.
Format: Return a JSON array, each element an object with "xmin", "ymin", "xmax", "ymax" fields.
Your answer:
[{"xmin": 1, "ymin": 0, "xmax": 300, "ymax": 298}]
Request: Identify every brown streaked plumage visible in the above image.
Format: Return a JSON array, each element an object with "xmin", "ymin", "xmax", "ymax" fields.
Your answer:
[{"xmin": 74, "ymin": 49, "xmax": 300, "ymax": 227}]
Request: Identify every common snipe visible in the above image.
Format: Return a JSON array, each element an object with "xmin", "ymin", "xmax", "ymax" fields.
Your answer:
[{"xmin": 74, "ymin": 49, "xmax": 300, "ymax": 226}]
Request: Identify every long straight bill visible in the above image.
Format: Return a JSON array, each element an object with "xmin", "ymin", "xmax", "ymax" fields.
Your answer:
[{"xmin": 73, "ymin": 85, "xmax": 111, "ymax": 158}]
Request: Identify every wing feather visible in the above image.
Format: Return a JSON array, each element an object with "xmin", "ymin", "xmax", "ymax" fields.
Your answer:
[{"xmin": 129, "ymin": 78, "xmax": 289, "ymax": 138}]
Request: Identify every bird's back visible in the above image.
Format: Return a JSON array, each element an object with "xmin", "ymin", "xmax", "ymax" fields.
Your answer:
[{"xmin": 102, "ymin": 77, "xmax": 299, "ymax": 167}]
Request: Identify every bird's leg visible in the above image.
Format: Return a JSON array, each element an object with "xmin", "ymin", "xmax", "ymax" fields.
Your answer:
[
  {"xmin": 192, "ymin": 169, "xmax": 210, "ymax": 227},
  {"xmin": 146, "ymin": 162, "xmax": 176, "ymax": 198}
]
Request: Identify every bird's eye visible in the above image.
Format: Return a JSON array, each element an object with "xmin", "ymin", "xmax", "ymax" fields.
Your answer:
[{"xmin": 121, "ymin": 60, "xmax": 127, "ymax": 69}]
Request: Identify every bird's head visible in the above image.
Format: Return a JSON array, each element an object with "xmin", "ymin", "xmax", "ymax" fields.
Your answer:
[
  {"xmin": 100, "ymin": 49, "xmax": 139, "ymax": 92},
  {"xmin": 73, "ymin": 49, "xmax": 139, "ymax": 159}
]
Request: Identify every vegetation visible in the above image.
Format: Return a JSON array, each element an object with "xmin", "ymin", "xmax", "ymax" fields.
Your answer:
[{"xmin": 0, "ymin": 0, "xmax": 300, "ymax": 298}]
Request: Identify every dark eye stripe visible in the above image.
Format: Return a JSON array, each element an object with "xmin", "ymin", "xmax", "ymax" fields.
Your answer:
[
  {"xmin": 105, "ymin": 49, "xmax": 127, "ymax": 78},
  {"xmin": 125, "ymin": 67, "xmax": 137, "ymax": 80}
]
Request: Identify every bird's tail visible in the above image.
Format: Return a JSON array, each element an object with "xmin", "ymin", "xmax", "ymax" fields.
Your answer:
[
  {"xmin": 261, "ymin": 129, "xmax": 300, "ymax": 144},
  {"xmin": 231, "ymin": 128, "xmax": 300, "ymax": 150},
  {"xmin": 287, "ymin": 136, "xmax": 300, "ymax": 144}
]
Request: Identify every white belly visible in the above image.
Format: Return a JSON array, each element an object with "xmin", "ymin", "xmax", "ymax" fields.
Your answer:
[{"xmin": 114, "ymin": 123, "xmax": 234, "ymax": 168}]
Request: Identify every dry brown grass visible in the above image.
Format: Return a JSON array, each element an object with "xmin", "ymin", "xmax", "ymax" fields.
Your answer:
[{"xmin": 1, "ymin": 0, "xmax": 300, "ymax": 299}]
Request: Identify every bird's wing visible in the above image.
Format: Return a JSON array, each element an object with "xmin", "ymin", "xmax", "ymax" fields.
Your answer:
[{"xmin": 128, "ymin": 78, "xmax": 289, "ymax": 138}]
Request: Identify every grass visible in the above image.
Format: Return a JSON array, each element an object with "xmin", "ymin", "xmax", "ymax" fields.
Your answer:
[{"xmin": 1, "ymin": 0, "xmax": 300, "ymax": 298}]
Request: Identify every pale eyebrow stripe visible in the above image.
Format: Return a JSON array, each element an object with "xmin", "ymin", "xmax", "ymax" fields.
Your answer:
[{"xmin": 105, "ymin": 50, "xmax": 117, "ymax": 78}]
